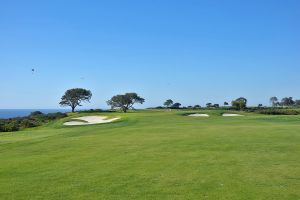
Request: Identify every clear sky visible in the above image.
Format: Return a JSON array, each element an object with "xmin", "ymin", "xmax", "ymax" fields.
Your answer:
[{"xmin": 0, "ymin": 0, "xmax": 299, "ymax": 109}]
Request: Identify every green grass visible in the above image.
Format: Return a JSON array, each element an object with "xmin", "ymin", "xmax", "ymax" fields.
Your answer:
[{"xmin": 0, "ymin": 110, "xmax": 300, "ymax": 200}]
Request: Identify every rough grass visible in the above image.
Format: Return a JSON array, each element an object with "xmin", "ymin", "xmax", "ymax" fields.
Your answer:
[{"xmin": 0, "ymin": 110, "xmax": 299, "ymax": 200}]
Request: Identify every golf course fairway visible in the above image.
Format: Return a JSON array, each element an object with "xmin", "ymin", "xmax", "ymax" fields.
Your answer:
[{"xmin": 0, "ymin": 110, "xmax": 299, "ymax": 200}]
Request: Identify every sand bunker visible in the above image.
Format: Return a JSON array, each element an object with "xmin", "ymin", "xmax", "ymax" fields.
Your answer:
[
  {"xmin": 64, "ymin": 116, "xmax": 120, "ymax": 126},
  {"xmin": 222, "ymin": 113, "xmax": 244, "ymax": 117},
  {"xmin": 188, "ymin": 114, "xmax": 209, "ymax": 117}
]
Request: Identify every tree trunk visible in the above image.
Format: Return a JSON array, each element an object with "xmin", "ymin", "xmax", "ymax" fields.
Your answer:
[{"xmin": 71, "ymin": 106, "xmax": 75, "ymax": 112}]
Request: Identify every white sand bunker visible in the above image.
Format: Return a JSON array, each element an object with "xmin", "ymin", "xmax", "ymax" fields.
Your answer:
[
  {"xmin": 222, "ymin": 113, "xmax": 244, "ymax": 117},
  {"xmin": 188, "ymin": 114, "xmax": 209, "ymax": 117},
  {"xmin": 64, "ymin": 116, "xmax": 120, "ymax": 126}
]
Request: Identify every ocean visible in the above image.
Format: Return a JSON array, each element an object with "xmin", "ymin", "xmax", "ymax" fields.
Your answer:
[{"xmin": 0, "ymin": 109, "xmax": 70, "ymax": 119}]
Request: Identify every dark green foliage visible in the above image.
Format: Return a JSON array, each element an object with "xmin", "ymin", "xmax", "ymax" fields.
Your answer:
[
  {"xmin": 171, "ymin": 102, "xmax": 181, "ymax": 109},
  {"xmin": 231, "ymin": 97, "xmax": 247, "ymax": 110},
  {"xmin": 30, "ymin": 111, "xmax": 44, "ymax": 116},
  {"xmin": 281, "ymin": 97, "xmax": 295, "ymax": 106},
  {"xmin": 163, "ymin": 99, "xmax": 173, "ymax": 108},
  {"xmin": 0, "ymin": 112, "xmax": 67, "ymax": 132},
  {"xmin": 255, "ymin": 109, "xmax": 299, "ymax": 115},
  {"xmin": 194, "ymin": 105, "xmax": 201, "ymax": 109},
  {"xmin": 46, "ymin": 112, "xmax": 68, "ymax": 120},
  {"xmin": 59, "ymin": 88, "xmax": 92, "ymax": 112},
  {"xmin": 270, "ymin": 96, "xmax": 278, "ymax": 107},
  {"xmin": 78, "ymin": 109, "xmax": 107, "ymax": 113},
  {"xmin": 206, "ymin": 103, "xmax": 212, "ymax": 108},
  {"xmin": 0, "ymin": 120, "xmax": 19, "ymax": 132},
  {"xmin": 107, "ymin": 93, "xmax": 145, "ymax": 112},
  {"xmin": 20, "ymin": 118, "xmax": 39, "ymax": 128},
  {"xmin": 213, "ymin": 104, "xmax": 219, "ymax": 108}
]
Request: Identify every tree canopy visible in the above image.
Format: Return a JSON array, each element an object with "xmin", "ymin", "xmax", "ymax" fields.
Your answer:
[
  {"xmin": 270, "ymin": 96, "xmax": 278, "ymax": 107},
  {"xmin": 231, "ymin": 97, "xmax": 247, "ymax": 110},
  {"xmin": 107, "ymin": 93, "xmax": 145, "ymax": 112},
  {"xmin": 281, "ymin": 97, "xmax": 295, "ymax": 106},
  {"xmin": 171, "ymin": 102, "xmax": 181, "ymax": 109},
  {"xmin": 59, "ymin": 88, "xmax": 92, "ymax": 112},
  {"xmin": 206, "ymin": 103, "xmax": 212, "ymax": 108},
  {"xmin": 163, "ymin": 99, "xmax": 174, "ymax": 108}
]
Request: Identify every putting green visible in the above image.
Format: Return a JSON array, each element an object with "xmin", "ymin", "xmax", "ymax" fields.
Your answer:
[{"xmin": 0, "ymin": 110, "xmax": 299, "ymax": 200}]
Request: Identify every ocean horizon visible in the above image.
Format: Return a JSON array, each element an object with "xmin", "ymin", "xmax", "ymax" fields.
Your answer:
[{"xmin": 0, "ymin": 109, "xmax": 71, "ymax": 119}]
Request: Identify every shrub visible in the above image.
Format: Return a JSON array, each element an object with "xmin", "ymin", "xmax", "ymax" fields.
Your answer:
[
  {"xmin": 0, "ymin": 120, "xmax": 5, "ymax": 132},
  {"xmin": 256, "ymin": 109, "xmax": 299, "ymax": 115},
  {"xmin": 3, "ymin": 120, "xmax": 19, "ymax": 132},
  {"xmin": 30, "ymin": 111, "xmax": 44, "ymax": 116},
  {"xmin": 0, "ymin": 112, "xmax": 67, "ymax": 132},
  {"xmin": 20, "ymin": 118, "xmax": 40, "ymax": 128},
  {"xmin": 45, "ymin": 112, "xmax": 67, "ymax": 120}
]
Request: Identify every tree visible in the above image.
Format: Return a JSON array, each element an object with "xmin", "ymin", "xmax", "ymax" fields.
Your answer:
[
  {"xmin": 59, "ymin": 88, "xmax": 92, "ymax": 112},
  {"xmin": 171, "ymin": 103, "xmax": 181, "ymax": 109},
  {"xmin": 236, "ymin": 97, "xmax": 247, "ymax": 105},
  {"xmin": 231, "ymin": 97, "xmax": 247, "ymax": 110},
  {"xmin": 194, "ymin": 105, "xmax": 201, "ymax": 109},
  {"xmin": 206, "ymin": 103, "xmax": 212, "ymax": 108},
  {"xmin": 213, "ymin": 104, "xmax": 219, "ymax": 108},
  {"xmin": 281, "ymin": 97, "xmax": 295, "ymax": 107},
  {"xmin": 258, "ymin": 104, "xmax": 263, "ymax": 108},
  {"xmin": 163, "ymin": 99, "xmax": 173, "ymax": 108},
  {"xmin": 295, "ymin": 100, "xmax": 300, "ymax": 106},
  {"xmin": 224, "ymin": 102, "xmax": 229, "ymax": 106},
  {"xmin": 107, "ymin": 93, "xmax": 145, "ymax": 112},
  {"xmin": 270, "ymin": 96, "xmax": 278, "ymax": 107}
]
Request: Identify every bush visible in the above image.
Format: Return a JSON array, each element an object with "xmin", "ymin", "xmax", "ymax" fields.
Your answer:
[
  {"xmin": 256, "ymin": 109, "xmax": 299, "ymax": 115},
  {"xmin": 79, "ymin": 109, "xmax": 104, "ymax": 113},
  {"xmin": 3, "ymin": 120, "xmax": 20, "ymax": 132},
  {"xmin": 20, "ymin": 118, "xmax": 40, "ymax": 128},
  {"xmin": 30, "ymin": 111, "xmax": 44, "ymax": 116},
  {"xmin": 45, "ymin": 112, "xmax": 67, "ymax": 120},
  {"xmin": 0, "ymin": 111, "xmax": 67, "ymax": 132},
  {"xmin": 0, "ymin": 120, "xmax": 5, "ymax": 132}
]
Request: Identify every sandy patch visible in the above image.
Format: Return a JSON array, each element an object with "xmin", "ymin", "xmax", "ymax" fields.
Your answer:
[
  {"xmin": 64, "ymin": 116, "xmax": 120, "ymax": 126},
  {"xmin": 188, "ymin": 114, "xmax": 209, "ymax": 117},
  {"xmin": 222, "ymin": 113, "xmax": 244, "ymax": 117}
]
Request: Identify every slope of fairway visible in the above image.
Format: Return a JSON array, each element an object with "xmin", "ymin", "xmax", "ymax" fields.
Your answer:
[{"xmin": 0, "ymin": 110, "xmax": 300, "ymax": 200}]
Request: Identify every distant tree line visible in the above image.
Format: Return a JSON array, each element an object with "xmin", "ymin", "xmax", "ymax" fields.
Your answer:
[
  {"xmin": 158, "ymin": 96, "xmax": 300, "ymax": 111},
  {"xmin": 58, "ymin": 88, "xmax": 299, "ymax": 113},
  {"xmin": 269, "ymin": 96, "xmax": 300, "ymax": 107},
  {"xmin": 2, "ymin": 87, "xmax": 299, "ymax": 132}
]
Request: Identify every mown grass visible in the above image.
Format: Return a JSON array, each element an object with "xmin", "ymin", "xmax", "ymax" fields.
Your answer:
[{"xmin": 0, "ymin": 110, "xmax": 300, "ymax": 200}]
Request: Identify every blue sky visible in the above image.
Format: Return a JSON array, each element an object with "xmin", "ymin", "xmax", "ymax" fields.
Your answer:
[{"xmin": 1, "ymin": 0, "xmax": 299, "ymax": 109}]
